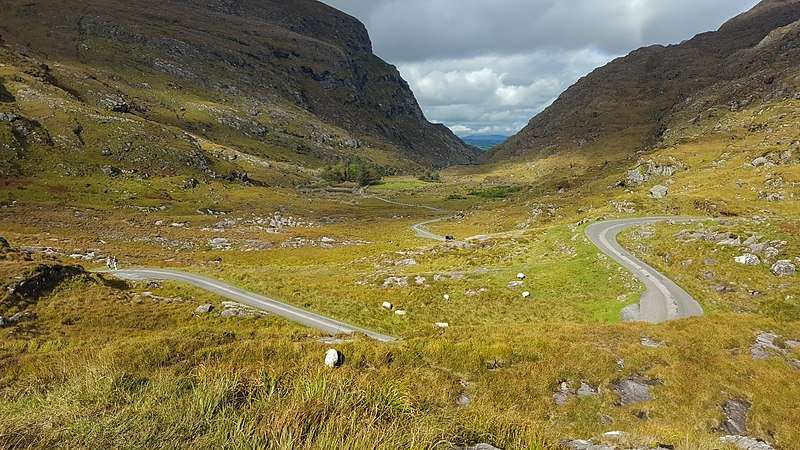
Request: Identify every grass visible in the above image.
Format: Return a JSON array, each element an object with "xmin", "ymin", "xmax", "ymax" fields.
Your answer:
[
  {"xmin": 468, "ymin": 186, "xmax": 523, "ymax": 199},
  {"xmin": 1, "ymin": 37, "xmax": 800, "ymax": 449}
]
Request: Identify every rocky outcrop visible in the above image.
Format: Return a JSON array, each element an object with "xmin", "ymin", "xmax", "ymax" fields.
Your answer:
[
  {"xmin": 720, "ymin": 399, "xmax": 751, "ymax": 435},
  {"xmin": 613, "ymin": 377, "xmax": 659, "ymax": 406},
  {"xmin": 771, "ymin": 260, "xmax": 796, "ymax": 276},
  {"xmin": 3, "ymin": 264, "xmax": 87, "ymax": 303}
]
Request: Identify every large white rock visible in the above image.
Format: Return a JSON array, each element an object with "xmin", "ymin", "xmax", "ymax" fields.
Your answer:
[
  {"xmin": 324, "ymin": 349, "xmax": 344, "ymax": 368},
  {"xmin": 771, "ymin": 260, "xmax": 796, "ymax": 277},
  {"xmin": 194, "ymin": 304, "xmax": 213, "ymax": 315},
  {"xmin": 650, "ymin": 184, "xmax": 669, "ymax": 199},
  {"xmin": 720, "ymin": 435, "xmax": 775, "ymax": 450},
  {"xmin": 735, "ymin": 254, "xmax": 761, "ymax": 266}
]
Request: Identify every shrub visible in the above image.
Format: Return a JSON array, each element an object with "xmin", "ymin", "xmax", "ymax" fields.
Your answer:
[{"xmin": 321, "ymin": 160, "xmax": 383, "ymax": 186}]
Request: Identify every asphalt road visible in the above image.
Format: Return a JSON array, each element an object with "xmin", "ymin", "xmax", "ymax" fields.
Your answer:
[
  {"xmin": 585, "ymin": 217, "xmax": 705, "ymax": 323},
  {"xmin": 411, "ymin": 218, "xmax": 448, "ymax": 241},
  {"xmin": 110, "ymin": 268, "xmax": 396, "ymax": 342}
]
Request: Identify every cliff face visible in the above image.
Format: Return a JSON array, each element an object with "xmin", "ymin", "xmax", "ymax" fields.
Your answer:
[
  {"xmin": 0, "ymin": 0, "xmax": 477, "ymax": 169},
  {"xmin": 489, "ymin": 0, "xmax": 800, "ymax": 162}
]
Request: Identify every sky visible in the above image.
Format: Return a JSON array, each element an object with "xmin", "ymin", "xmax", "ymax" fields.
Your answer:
[{"xmin": 322, "ymin": 0, "xmax": 761, "ymax": 137}]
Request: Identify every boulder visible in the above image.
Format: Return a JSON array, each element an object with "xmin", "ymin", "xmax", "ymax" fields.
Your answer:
[
  {"xmin": 209, "ymin": 237, "xmax": 231, "ymax": 250},
  {"xmin": 602, "ymin": 431, "xmax": 625, "ymax": 441},
  {"xmin": 721, "ymin": 399, "xmax": 751, "ymax": 435},
  {"xmin": 382, "ymin": 277, "xmax": 408, "ymax": 288},
  {"xmin": 577, "ymin": 382, "xmax": 599, "ymax": 397},
  {"xmin": 553, "ymin": 382, "xmax": 573, "ymax": 406},
  {"xmin": 751, "ymin": 332, "xmax": 782, "ymax": 360},
  {"xmin": 324, "ymin": 349, "xmax": 344, "ymax": 368},
  {"xmin": 561, "ymin": 440, "xmax": 613, "ymax": 450},
  {"xmin": 194, "ymin": 304, "xmax": 213, "ymax": 315},
  {"xmin": 220, "ymin": 301, "xmax": 268, "ymax": 318},
  {"xmin": 650, "ymin": 184, "xmax": 668, "ymax": 199},
  {"xmin": 461, "ymin": 444, "xmax": 501, "ymax": 450},
  {"xmin": 507, "ymin": 280, "xmax": 524, "ymax": 288},
  {"xmin": 720, "ymin": 436, "xmax": 775, "ymax": 450},
  {"xmin": 641, "ymin": 336, "xmax": 664, "ymax": 348},
  {"xmin": 434, "ymin": 322, "xmax": 449, "ymax": 329},
  {"xmin": 415, "ymin": 276, "xmax": 427, "ymax": 285},
  {"xmin": 771, "ymin": 260, "xmax": 796, "ymax": 277},
  {"xmin": 734, "ymin": 254, "xmax": 761, "ymax": 266},
  {"xmin": 626, "ymin": 169, "xmax": 646, "ymax": 185},
  {"xmin": 395, "ymin": 258, "xmax": 417, "ymax": 266},
  {"xmin": 0, "ymin": 316, "xmax": 4, "ymax": 327},
  {"xmin": 613, "ymin": 377, "xmax": 656, "ymax": 406}
]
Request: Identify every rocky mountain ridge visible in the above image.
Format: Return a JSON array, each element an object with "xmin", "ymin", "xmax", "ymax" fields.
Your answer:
[
  {"xmin": 489, "ymin": 0, "xmax": 800, "ymax": 162},
  {"xmin": 0, "ymin": 0, "xmax": 478, "ymax": 173}
]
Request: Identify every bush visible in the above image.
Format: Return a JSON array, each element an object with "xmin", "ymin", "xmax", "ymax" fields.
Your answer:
[
  {"xmin": 321, "ymin": 160, "xmax": 383, "ymax": 186},
  {"xmin": 468, "ymin": 185, "xmax": 522, "ymax": 199},
  {"xmin": 418, "ymin": 171, "xmax": 441, "ymax": 183}
]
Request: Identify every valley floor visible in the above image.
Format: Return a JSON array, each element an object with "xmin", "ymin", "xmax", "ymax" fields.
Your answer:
[{"xmin": 1, "ymin": 101, "xmax": 799, "ymax": 449}]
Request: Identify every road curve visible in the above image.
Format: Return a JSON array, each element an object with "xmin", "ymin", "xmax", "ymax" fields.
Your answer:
[
  {"xmin": 411, "ymin": 218, "xmax": 448, "ymax": 241},
  {"xmin": 364, "ymin": 194, "xmax": 451, "ymax": 241},
  {"xmin": 109, "ymin": 268, "xmax": 396, "ymax": 342},
  {"xmin": 586, "ymin": 217, "xmax": 704, "ymax": 323}
]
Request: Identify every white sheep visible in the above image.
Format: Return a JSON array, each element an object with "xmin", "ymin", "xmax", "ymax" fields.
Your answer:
[
  {"xmin": 517, "ymin": 272, "xmax": 526, "ymax": 280},
  {"xmin": 382, "ymin": 302, "xmax": 394, "ymax": 310},
  {"xmin": 443, "ymin": 294, "xmax": 451, "ymax": 301},
  {"xmin": 324, "ymin": 349, "xmax": 344, "ymax": 368},
  {"xmin": 522, "ymin": 291, "xmax": 531, "ymax": 299},
  {"xmin": 434, "ymin": 322, "xmax": 449, "ymax": 329}
]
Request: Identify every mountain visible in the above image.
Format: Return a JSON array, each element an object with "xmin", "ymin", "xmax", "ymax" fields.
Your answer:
[
  {"xmin": 0, "ymin": 0, "xmax": 478, "ymax": 177},
  {"xmin": 489, "ymin": 0, "xmax": 800, "ymax": 162},
  {"xmin": 461, "ymin": 135, "xmax": 508, "ymax": 151}
]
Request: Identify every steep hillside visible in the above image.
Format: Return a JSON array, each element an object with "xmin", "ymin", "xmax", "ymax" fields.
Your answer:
[
  {"xmin": 489, "ymin": 0, "xmax": 800, "ymax": 162},
  {"xmin": 0, "ymin": 0, "xmax": 477, "ymax": 173}
]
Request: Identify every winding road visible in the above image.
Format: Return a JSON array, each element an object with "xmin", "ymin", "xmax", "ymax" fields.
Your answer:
[
  {"xmin": 111, "ymin": 268, "xmax": 396, "ymax": 342},
  {"xmin": 108, "ymin": 210, "xmax": 704, "ymax": 341},
  {"xmin": 586, "ymin": 217, "xmax": 704, "ymax": 323}
]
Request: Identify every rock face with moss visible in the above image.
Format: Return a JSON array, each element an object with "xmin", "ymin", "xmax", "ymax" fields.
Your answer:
[
  {"xmin": 0, "ymin": 0, "xmax": 478, "ymax": 170},
  {"xmin": 490, "ymin": 0, "xmax": 800, "ymax": 161}
]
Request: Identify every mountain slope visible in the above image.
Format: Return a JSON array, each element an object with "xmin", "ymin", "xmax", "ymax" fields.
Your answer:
[
  {"xmin": 0, "ymin": 0, "xmax": 477, "ymax": 172},
  {"xmin": 489, "ymin": 0, "xmax": 800, "ymax": 162}
]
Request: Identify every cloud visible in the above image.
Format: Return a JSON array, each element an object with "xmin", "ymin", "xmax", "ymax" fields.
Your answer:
[{"xmin": 323, "ymin": 0, "xmax": 760, "ymax": 135}]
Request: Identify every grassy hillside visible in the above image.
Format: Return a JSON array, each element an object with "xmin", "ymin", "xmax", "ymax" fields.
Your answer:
[
  {"xmin": 0, "ymin": 1, "xmax": 799, "ymax": 449},
  {"xmin": 1, "ymin": 93, "xmax": 799, "ymax": 448},
  {"xmin": 0, "ymin": 0, "xmax": 478, "ymax": 172}
]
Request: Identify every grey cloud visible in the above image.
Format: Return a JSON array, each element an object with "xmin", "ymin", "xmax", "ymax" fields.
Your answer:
[{"xmin": 323, "ymin": 0, "xmax": 760, "ymax": 136}]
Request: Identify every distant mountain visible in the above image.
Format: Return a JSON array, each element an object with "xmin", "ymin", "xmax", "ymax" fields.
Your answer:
[
  {"xmin": 0, "ymin": 0, "xmax": 479, "ymax": 176},
  {"xmin": 490, "ymin": 0, "xmax": 800, "ymax": 162},
  {"xmin": 461, "ymin": 135, "xmax": 509, "ymax": 151}
]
